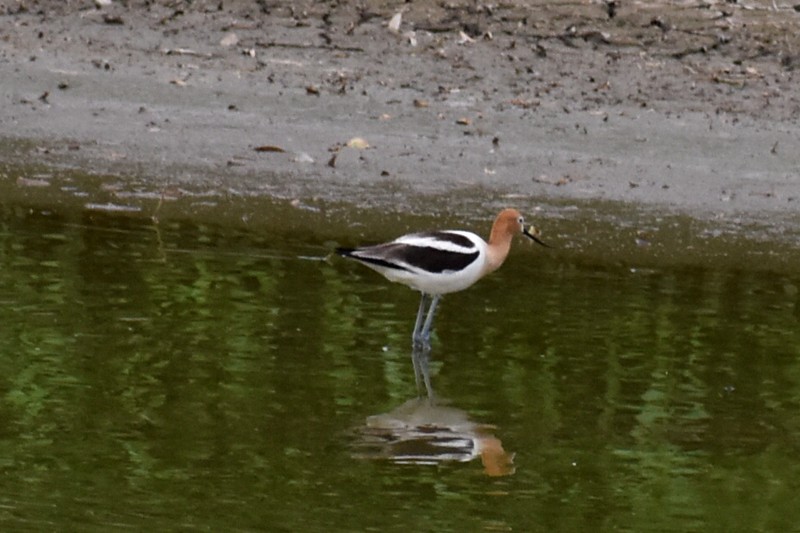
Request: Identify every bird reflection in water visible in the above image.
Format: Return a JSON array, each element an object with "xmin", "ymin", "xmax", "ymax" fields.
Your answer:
[{"xmin": 351, "ymin": 345, "xmax": 515, "ymax": 477}]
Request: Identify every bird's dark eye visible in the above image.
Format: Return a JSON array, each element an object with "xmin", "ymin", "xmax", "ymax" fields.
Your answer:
[{"xmin": 518, "ymin": 216, "xmax": 524, "ymax": 224}]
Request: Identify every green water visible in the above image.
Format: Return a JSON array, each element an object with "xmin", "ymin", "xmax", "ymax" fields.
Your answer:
[{"xmin": 1, "ymin": 204, "xmax": 799, "ymax": 532}]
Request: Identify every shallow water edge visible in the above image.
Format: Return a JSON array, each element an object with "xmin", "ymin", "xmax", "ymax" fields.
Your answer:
[{"xmin": 1, "ymin": 161, "xmax": 799, "ymax": 275}]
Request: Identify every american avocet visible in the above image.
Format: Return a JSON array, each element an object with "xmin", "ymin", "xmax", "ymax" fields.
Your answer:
[{"xmin": 337, "ymin": 208, "xmax": 548, "ymax": 347}]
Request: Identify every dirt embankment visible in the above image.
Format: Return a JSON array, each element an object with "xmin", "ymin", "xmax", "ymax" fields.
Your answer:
[{"xmin": 1, "ymin": 0, "xmax": 799, "ymax": 247}]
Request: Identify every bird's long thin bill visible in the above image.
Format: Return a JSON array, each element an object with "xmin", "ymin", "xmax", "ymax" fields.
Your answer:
[{"xmin": 523, "ymin": 226, "xmax": 551, "ymax": 247}]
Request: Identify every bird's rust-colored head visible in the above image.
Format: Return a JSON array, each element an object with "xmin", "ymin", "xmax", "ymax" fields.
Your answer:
[{"xmin": 492, "ymin": 208, "xmax": 550, "ymax": 247}]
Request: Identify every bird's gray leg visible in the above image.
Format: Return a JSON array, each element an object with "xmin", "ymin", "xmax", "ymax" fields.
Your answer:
[
  {"xmin": 419, "ymin": 294, "xmax": 441, "ymax": 344},
  {"xmin": 412, "ymin": 292, "xmax": 429, "ymax": 347},
  {"xmin": 411, "ymin": 343, "xmax": 423, "ymax": 394},
  {"xmin": 410, "ymin": 341, "xmax": 433, "ymax": 398},
  {"xmin": 413, "ymin": 342, "xmax": 435, "ymax": 399},
  {"xmin": 411, "ymin": 293, "xmax": 436, "ymax": 396}
]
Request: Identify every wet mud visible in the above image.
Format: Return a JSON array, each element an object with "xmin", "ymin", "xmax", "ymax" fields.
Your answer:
[{"xmin": 1, "ymin": 0, "xmax": 799, "ymax": 262}]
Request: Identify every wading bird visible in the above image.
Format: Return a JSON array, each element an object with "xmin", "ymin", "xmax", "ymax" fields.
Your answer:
[{"xmin": 337, "ymin": 208, "xmax": 548, "ymax": 348}]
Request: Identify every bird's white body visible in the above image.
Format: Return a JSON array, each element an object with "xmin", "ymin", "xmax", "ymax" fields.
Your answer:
[{"xmin": 353, "ymin": 230, "xmax": 489, "ymax": 295}]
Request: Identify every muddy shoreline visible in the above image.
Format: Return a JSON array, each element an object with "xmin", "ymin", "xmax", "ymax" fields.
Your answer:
[{"xmin": 1, "ymin": 1, "xmax": 799, "ymax": 265}]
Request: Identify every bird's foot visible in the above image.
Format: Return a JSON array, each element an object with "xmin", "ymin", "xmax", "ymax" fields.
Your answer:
[{"xmin": 412, "ymin": 332, "xmax": 432, "ymax": 351}]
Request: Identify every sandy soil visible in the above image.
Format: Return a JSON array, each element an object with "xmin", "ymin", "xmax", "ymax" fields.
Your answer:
[{"xmin": 1, "ymin": 0, "xmax": 799, "ymax": 249}]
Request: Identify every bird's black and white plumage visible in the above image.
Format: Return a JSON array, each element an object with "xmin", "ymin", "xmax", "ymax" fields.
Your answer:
[
  {"xmin": 337, "ymin": 230, "xmax": 487, "ymax": 295},
  {"xmin": 337, "ymin": 209, "xmax": 548, "ymax": 394}
]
